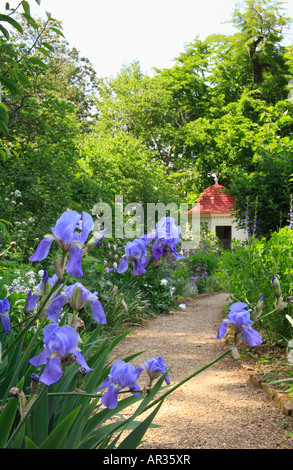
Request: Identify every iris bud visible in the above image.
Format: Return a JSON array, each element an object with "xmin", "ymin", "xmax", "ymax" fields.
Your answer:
[
  {"xmin": 85, "ymin": 228, "xmax": 108, "ymax": 251},
  {"xmin": 272, "ymin": 275, "xmax": 281, "ymax": 299},
  {"xmin": 9, "ymin": 387, "xmax": 19, "ymax": 398},
  {"xmin": 272, "ymin": 275, "xmax": 288, "ymax": 311},
  {"xmin": 253, "ymin": 294, "xmax": 264, "ymax": 320}
]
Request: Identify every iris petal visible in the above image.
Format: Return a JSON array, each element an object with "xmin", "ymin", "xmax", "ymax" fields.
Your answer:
[
  {"xmin": 152, "ymin": 242, "xmax": 164, "ymax": 260},
  {"xmin": 133, "ymin": 258, "xmax": 147, "ymax": 275},
  {"xmin": 66, "ymin": 243, "xmax": 83, "ymax": 277},
  {"xmin": 0, "ymin": 298, "xmax": 9, "ymax": 313},
  {"xmin": 39, "ymin": 355, "xmax": 63, "ymax": 386},
  {"xmin": 215, "ymin": 319, "xmax": 229, "ymax": 339},
  {"xmin": 29, "ymin": 348, "xmax": 49, "ymax": 367},
  {"xmin": 75, "ymin": 211, "xmax": 94, "ymax": 244},
  {"xmin": 0, "ymin": 313, "xmax": 11, "ymax": 335},
  {"xmin": 242, "ymin": 325, "xmax": 263, "ymax": 347},
  {"xmin": 101, "ymin": 385, "xmax": 120, "ymax": 409},
  {"xmin": 52, "ymin": 210, "xmax": 81, "ymax": 242},
  {"xmin": 230, "ymin": 302, "xmax": 249, "ymax": 313},
  {"xmin": 117, "ymin": 255, "xmax": 129, "ymax": 273},
  {"xmin": 24, "ymin": 291, "xmax": 40, "ymax": 312},
  {"xmin": 46, "ymin": 294, "xmax": 67, "ymax": 323},
  {"xmin": 53, "ymin": 325, "xmax": 79, "ymax": 356},
  {"xmin": 29, "ymin": 236, "xmax": 55, "ymax": 262},
  {"xmin": 74, "ymin": 350, "xmax": 93, "ymax": 373},
  {"xmin": 97, "ymin": 377, "xmax": 112, "ymax": 390},
  {"xmin": 88, "ymin": 298, "xmax": 107, "ymax": 324}
]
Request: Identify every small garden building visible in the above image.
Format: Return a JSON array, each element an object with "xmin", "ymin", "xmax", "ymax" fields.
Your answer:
[{"xmin": 189, "ymin": 184, "xmax": 248, "ymax": 249}]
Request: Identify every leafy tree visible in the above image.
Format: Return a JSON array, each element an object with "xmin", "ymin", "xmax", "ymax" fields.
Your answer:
[
  {"xmin": 0, "ymin": 12, "xmax": 100, "ymax": 243},
  {"xmin": 0, "ymin": 1, "xmax": 64, "ymax": 136},
  {"xmin": 78, "ymin": 130, "xmax": 177, "ymax": 209},
  {"xmin": 204, "ymin": 0, "xmax": 291, "ymax": 104},
  {"xmin": 95, "ymin": 48, "xmax": 211, "ymax": 176}
]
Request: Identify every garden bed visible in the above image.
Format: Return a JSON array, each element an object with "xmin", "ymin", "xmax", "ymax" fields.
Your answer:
[{"xmin": 238, "ymin": 343, "xmax": 293, "ymax": 418}]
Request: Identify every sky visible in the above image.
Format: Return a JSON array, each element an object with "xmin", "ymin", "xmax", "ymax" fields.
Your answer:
[{"xmin": 4, "ymin": 0, "xmax": 293, "ymax": 78}]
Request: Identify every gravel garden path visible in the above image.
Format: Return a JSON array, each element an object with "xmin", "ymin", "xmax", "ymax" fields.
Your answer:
[{"xmin": 110, "ymin": 292, "xmax": 293, "ymax": 449}]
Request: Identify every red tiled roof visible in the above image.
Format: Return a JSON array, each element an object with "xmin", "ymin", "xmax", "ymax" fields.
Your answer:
[{"xmin": 188, "ymin": 184, "xmax": 236, "ymax": 214}]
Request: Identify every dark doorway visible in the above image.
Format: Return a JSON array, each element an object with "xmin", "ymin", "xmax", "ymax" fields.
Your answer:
[{"xmin": 215, "ymin": 225, "xmax": 231, "ymax": 250}]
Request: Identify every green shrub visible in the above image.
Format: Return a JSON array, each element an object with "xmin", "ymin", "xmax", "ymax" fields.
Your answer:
[{"xmin": 215, "ymin": 227, "xmax": 293, "ymax": 343}]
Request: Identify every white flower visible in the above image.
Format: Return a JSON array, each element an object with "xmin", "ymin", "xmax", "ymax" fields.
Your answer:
[
  {"xmin": 170, "ymin": 287, "xmax": 175, "ymax": 295},
  {"xmin": 14, "ymin": 190, "xmax": 22, "ymax": 197},
  {"xmin": 25, "ymin": 271, "xmax": 35, "ymax": 278},
  {"xmin": 38, "ymin": 270, "xmax": 44, "ymax": 277},
  {"xmin": 179, "ymin": 304, "xmax": 186, "ymax": 310},
  {"xmin": 160, "ymin": 279, "xmax": 168, "ymax": 286}
]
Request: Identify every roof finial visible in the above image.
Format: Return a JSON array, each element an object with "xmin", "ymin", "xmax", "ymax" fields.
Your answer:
[{"xmin": 211, "ymin": 173, "xmax": 218, "ymax": 184}]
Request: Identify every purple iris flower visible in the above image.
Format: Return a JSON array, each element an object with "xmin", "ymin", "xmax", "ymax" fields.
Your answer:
[
  {"xmin": 24, "ymin": 290, "xmax": 41, "ymax": 313},
  {"xmin": 154, "ymin": 217, "xmax": 181, "ymax": 258},
  {"xmin": 0, "ymin": 298, "xmax": 10, "ymax": 334},
  {"xmin": 117, "ymin": 239, "xmax": 150, "ymax": 276},
  {"xmin": 46, "ymin": 282, "xmax": 107, "ymax": 324},
  {"xmin": 39, "ymin": 270, "xmax": 58, "ymax": 295},
  {"xmin": 98, "ymin": 360, "xmax": 143, "ymax": 409},
  {"xmin": 29, "ymin": 210, "xmax": 94, "ymax": 277},
  {"xmin": 24, "ymin": 271, "xmax": 60, "ymax": 313},
  {"xmin": 29, "ymin": 324, "xmax": 93, "ymax": 386},
  {"xmin": 138, "ymin": 356, "xmax": 170, "ymax": 385},
  {"xmin": 144, "ymin": 217, "xmax": 182, "ymax": 261},
  {"xmin": 216, "ymin": 302, "xmax": 262, "ymax": 347}
]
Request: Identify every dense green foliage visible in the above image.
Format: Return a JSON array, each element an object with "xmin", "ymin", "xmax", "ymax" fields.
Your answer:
[
  {"xmin": 1, "ymin": 0, "xmax": 293, "ymax": 246},
  {"xmin": 215, "ymin": 226, "xmax": 293, "ymax": 342}
]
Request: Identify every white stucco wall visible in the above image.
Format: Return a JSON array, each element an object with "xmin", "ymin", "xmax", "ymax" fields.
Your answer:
[{"xmin": 200, "ymin": 213, "xmax": 248, "ymax": 245}]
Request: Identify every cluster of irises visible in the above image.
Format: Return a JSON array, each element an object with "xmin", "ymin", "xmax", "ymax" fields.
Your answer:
[
  {"xmin": 0, "ymin": 208, "xmax": 280, "ymax": 408},
  {"xmin": 116, "ymin": 215, "xmax": 183, "ymax": 275},
  {"xmin": 0, "ymin": 210, "xmax": 180, "ymax": 408}
]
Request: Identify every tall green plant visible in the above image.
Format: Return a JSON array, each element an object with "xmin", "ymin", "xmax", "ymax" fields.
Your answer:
[{"xmin": 215, "ymin": 226, "xmax": 293, "ymax": 341}]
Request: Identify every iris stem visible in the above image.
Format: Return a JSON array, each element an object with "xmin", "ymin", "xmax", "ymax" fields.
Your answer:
[
  {"xmin": 255, "ymin": 308, "xmax": 277, "ymax": 324},
  {"xmin": 0, "ymin": 245, "xmax": 12, "ymax": 258},
  {"xmin": 48, "ymin": 391, "xmax": 102, "ymax": 398},
  {"xmin": 5, "ymin": 385, "xmax": 48, "ymax": 448},
  {"xmin": 1, "ymin": 316, "xmax": 48, "ymax": 404}
]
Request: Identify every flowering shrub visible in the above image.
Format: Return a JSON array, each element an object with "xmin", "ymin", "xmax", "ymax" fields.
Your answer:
[
  {"xmin": 173, "ymin": 250, "xmax": 219, "ymax": 294},
  {"xmin": 0, "ymin": 210, "xmax": 276, "ymax": 449}
]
